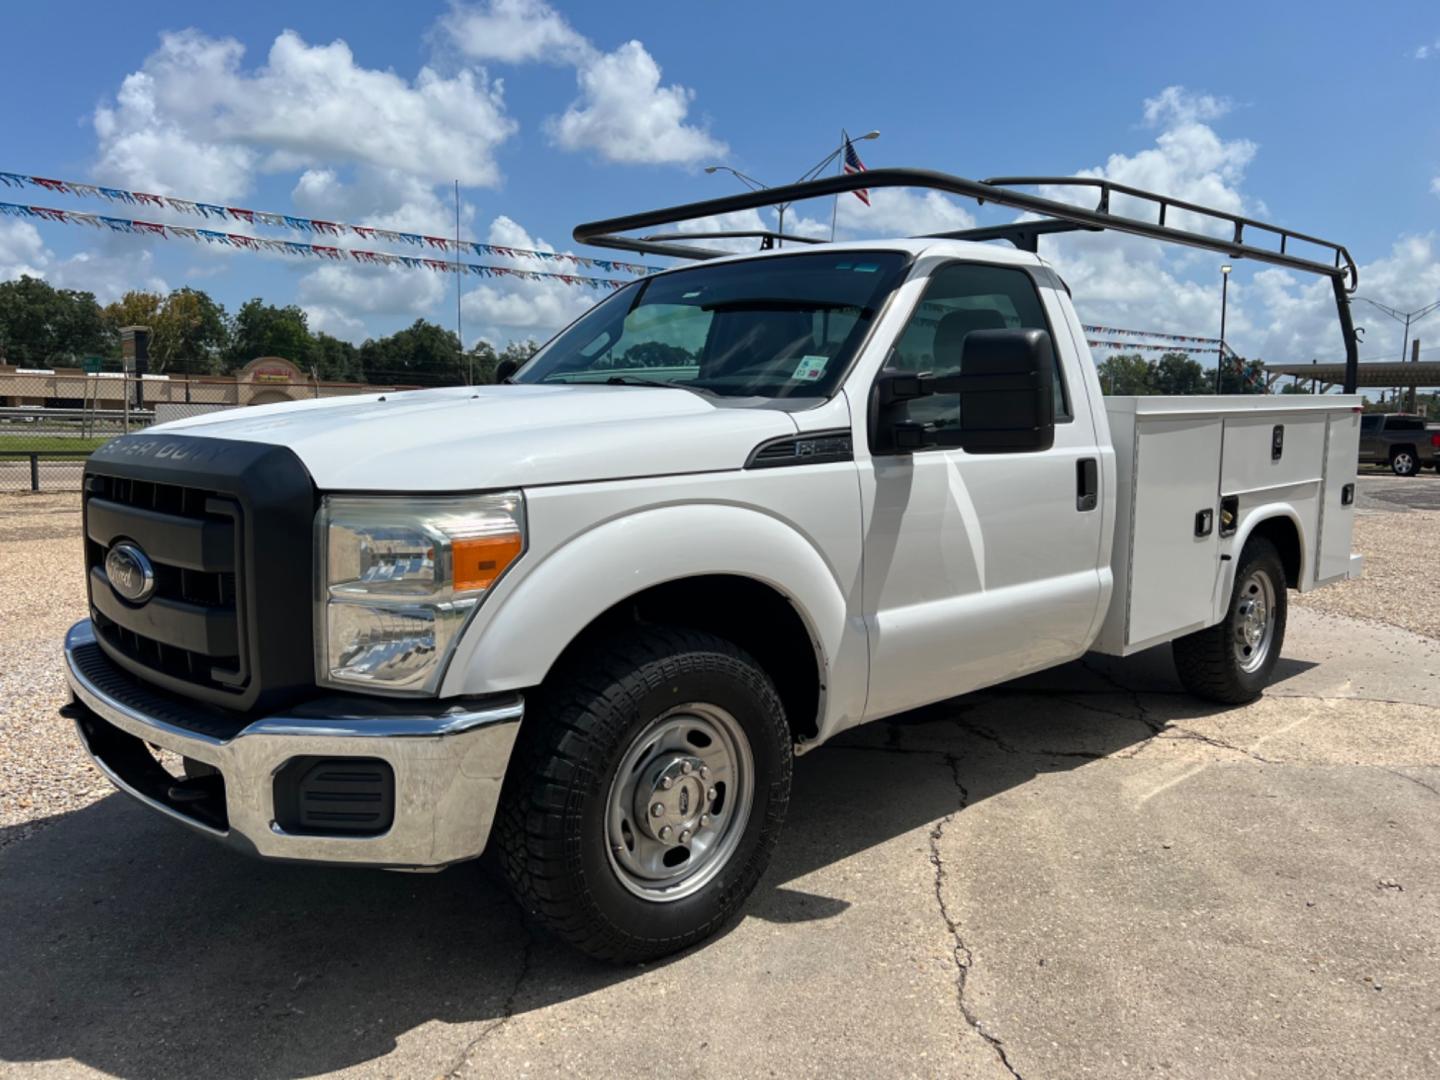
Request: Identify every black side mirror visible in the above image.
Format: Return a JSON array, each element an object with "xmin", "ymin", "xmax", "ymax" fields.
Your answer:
[
  {"xmin": 494, "ymin": 358, "xmax": 519, "ymax": 384},
  {"xmin": 872, "ymin": 328, "xmax": 1056, "ymax": 455}
]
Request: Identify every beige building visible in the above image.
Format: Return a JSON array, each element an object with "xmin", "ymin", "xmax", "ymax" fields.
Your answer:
[{"xmin": 0, "ymin": 357, "xmax": 408, "ymax": 411}]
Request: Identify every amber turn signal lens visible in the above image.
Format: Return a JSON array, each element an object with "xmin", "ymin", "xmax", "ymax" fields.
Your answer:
[{"xmin": 452, "ymin": 533, "xmax": 523, "ymax": 592}]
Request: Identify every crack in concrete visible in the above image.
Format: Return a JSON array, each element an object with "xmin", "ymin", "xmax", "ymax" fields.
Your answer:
[
  {"xmin": 1270, "ymin": 692, "xmax": 1440, "ymax": 710},
  {"xmin": 950, "ymin": 717, "xmax": 1106, "ymax": 761},
  {"xmin": 928, "ymin": 751, "xmax": 1024, "ymax": 1080},
  {"xmin": 1381, "ymin": 767, "xmax": 1440, "ymax": 800},
  {"xmin": 442, "ymin": 905, "xmax": 535, "ymax": 1078},
  {"xmin": 1061, "ymin": 676, "xmax": 1283, "ymax": 764}
]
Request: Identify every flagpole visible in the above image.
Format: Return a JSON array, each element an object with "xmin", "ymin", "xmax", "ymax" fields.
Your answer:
[{"xmin": 829, "ymin": 129, "xmax": 845, "ymax": 242}]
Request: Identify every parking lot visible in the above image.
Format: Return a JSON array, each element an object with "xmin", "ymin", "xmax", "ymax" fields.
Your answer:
[{"xmin": 1, "ymin": 473, "xmax": 1437, "ymax": 1079}]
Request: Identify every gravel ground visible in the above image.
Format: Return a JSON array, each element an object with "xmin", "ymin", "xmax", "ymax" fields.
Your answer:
[
  {"xmin": 0, "ymin": 493, "xmax": 107, "ymax": 851},
  {"xmin": 1, "ymin": 479, "xmax": 1433, "ymax": 852},
  {"xmin": 1293, "ymin": 475, "xmax": 1440, "ymax": 641}
]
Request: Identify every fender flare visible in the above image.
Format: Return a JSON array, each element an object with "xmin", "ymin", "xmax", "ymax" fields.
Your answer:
[
  {"xmin": 1213, "ymin": 503, "xmax": 1308, "ymax": 622},
  {"xmin": 439, "ymin": 503, "xmax": 853, "ymax": 707}
]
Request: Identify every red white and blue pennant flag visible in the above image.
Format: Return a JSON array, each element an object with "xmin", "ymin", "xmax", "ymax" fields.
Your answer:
[
  {"xmin": 0, "ymin": 201, "xmax": 633, "ymax": 291},
  {"xmin": 842, "ymin": 136, "xmax": 870, "ymax": 206},
  {"xmin": 0, "ymin": 170, "xmax": 658, "ymax": 276}
]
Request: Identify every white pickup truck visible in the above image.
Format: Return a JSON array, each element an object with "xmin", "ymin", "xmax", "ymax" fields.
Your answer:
[{"xmin": 63, "ymin": 170, "xmax": 1365, "ymax": 962}]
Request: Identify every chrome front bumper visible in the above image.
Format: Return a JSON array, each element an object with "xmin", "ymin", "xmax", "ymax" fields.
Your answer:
[{"xmin": 63, "ymin": 620, "xmax": 523, "ymax": 869}]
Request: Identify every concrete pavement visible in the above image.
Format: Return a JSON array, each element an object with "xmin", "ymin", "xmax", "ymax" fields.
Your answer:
[{"xmin": 2, "ymin": 603, "xmax": 1437, "ymax": 1079}]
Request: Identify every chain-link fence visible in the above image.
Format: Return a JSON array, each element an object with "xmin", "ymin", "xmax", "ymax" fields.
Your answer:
[{"xmin": 0, "ymin": 368, "xmax": 411, "ymax": 492}]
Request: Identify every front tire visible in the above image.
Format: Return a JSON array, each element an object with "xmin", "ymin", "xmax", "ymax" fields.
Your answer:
[
  {"xmin": 1390, "ymin": 448, "xmax": 1419, "ymax": 476},
  {"xmin": 1173, "ymin": 537, "xmax": 1288, "ymax": 704},
  {"xmin": 493, "ymin": 626, "xmax": 792, "ymax": 963}
]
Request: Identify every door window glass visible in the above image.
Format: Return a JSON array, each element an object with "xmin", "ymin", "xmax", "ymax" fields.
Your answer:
[{"xmin": 888, "ymin": 263, "xmax": 1070, "ymax": 431}]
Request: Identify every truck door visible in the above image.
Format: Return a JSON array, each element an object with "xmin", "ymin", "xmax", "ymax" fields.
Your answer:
[
  {"xmin": 1358, "ymin": 414, "xmax": 1382, "ymax": 462},
  {"xmin": 857, "ymin": 262, "xmax": 1105, "ymax": 720}
]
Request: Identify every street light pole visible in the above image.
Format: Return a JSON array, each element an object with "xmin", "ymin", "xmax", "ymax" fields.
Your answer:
[
  {"xmin": 704, "ymin": 130, "xmax": 879, "ymax": 247},
  {"xmin": 1353, "ymin": 295, "xmax": 1440, "ymax": 411},
  {"xmin": 1216, "ymin": 263, "xmax": 1232, "ymax": 394}
]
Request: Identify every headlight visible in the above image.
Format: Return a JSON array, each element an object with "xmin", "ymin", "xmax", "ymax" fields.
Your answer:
[{"xmin": 315, "ymin": 493, "xmax": 525, "ymax": 694}]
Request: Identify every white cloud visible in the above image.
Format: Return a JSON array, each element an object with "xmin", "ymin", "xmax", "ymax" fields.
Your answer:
[
  {"xmin": 1034, "ymin": 87, "xmax": 1440, "ymax": 370},
  {"xmin": 291, "ymin": 167, "xmax": 475, "ymax": 238},
  {"xmin": 1142, "ymin": 85, "xmax": 1232, "ymax": 127},
  {"xmin": 0, "ymin": 221, "xmax": 167, "ymax": 303},
  {"xmin": 1416, "ymin": 39, "xmax": 1439, "ymax": 60},
  {"xmin": 442, "ymin": 1, "xmax": 725, "ymax": 166},
  {"xmin": 461, "ymin": 215, "xmax": 595, "ymax": 339},
  {"xmin": 302, "ymin": 304, "xmax": 367, "ymax": 342},
  {"xmin": 0, "ymin": 220, "xmax": 48, "ymax": 280},
  {"xmin": 1431, "ymin": 176, "xmax": 1440, "ymax": 197},
  {"xmin": 546, "ymin": 41, "xmax": 726, "ymax": 165},
  {"xmin": 298, "ymin": 262, "xmax": 448, "ymax": 318},
  {"xmin": 437, "ymin": 0, "xmax": 587, "ymax": 63},
  {"xmin": 94, "ymin": 29, "xmax": 516, "ymax": 199}
]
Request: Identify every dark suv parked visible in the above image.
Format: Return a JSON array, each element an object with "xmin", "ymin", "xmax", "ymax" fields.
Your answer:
[{"xmin": 1359, "ymin": 413, "xmax": 1440, "ymax": 476}]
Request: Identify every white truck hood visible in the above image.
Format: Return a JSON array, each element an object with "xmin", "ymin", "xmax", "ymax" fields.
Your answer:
[{"xmin": 149, "ymin": 384, "xmax": 799, "ymax": 490}]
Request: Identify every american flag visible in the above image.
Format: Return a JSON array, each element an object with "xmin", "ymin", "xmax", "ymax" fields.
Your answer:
[{"xmin": 842, "ymin": 137, "xmax": 870, "ymax": 206}]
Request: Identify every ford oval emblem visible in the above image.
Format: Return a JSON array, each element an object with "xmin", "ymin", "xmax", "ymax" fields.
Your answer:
[{"xmin": 105, "ymin": 542, "xmax": 156, "ymax": 604}]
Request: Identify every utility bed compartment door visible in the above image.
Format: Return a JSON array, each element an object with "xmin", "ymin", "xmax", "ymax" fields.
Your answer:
[
  {"xmin": 1220, "ymin": 413, "xmax": 1326, "ymax": 493},
  {"xmin": 1126, "ymin": 416, "xmax": 1222, "ymax": 647},
  {"xmin": 1316, "ymin": 410, "xmax": 1360, "ymax": 583}
]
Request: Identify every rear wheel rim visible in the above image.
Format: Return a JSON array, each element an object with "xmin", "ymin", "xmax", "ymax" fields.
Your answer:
[
  {"xmin": 604, "ymin": 703, "xmax": 754, "ymax": 903},
  {"xmin": 1232, "ymin": 569, "xmax": 1277, "ymax": 674},
  {"xmin": 1395, "ymin": 453, "xmax": 1415, "ymax": 474}
]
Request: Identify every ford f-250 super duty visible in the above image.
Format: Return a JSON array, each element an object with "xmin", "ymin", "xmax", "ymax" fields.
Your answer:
[{"xmin": 63, "ymin": 169, "xmax": 1366, "ymax": 962}]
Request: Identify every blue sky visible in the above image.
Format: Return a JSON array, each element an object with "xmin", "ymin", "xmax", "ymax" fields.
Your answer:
[{"xmin": 3, "ymin": 0, "xmax": 1438, "ymax": 365}]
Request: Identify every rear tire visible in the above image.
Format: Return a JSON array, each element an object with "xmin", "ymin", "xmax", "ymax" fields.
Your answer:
[
  {"xmin": 493, "ymin": 626, "xmax": 792, "ymax": 963},
  {"xmin": 1173, "ymin": 537, "xmax": 1287, "ymax": 704},
  {"xmin": 1390, "ymin": 448, "xmax": 1419, "ymax": 477}
]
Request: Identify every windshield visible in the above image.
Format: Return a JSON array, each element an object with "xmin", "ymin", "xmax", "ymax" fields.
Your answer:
[{"xmin": 514, "ymin": 251, "xmax": 910, "ymax": 399}]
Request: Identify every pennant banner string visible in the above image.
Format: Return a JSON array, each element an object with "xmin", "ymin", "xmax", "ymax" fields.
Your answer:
[
  {"xmin": 0, "ymin": 202, "xmax": 634, "ymax": 292},
  {"xmin": 1082, "ymin": 323, "xmax": 1221, "ymax": 345},
  {"xmin": 0, "ymin": 170, "xmax": 659, "ymax": 276},
  {"xmin": 1086, "ymin": 339, "xmax": 1221, "ymax": 354}
]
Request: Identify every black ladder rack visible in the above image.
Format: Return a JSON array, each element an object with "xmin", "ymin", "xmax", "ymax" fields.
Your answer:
[{"xmin": 572, "ymin": 167, "xmax": 1362, "ymax": 392}]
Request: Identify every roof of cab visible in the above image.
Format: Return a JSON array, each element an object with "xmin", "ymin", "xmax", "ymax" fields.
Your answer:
[{"xmin": 642, "ymin": 236, "xmax": 1045, "ymax": 278}]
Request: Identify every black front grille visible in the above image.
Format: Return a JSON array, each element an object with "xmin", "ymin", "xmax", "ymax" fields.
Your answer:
[
  {"xmin": 84, "ymin": 434, "xmax": 317, "ymax": 712},
  {"xmin": 85, "ymin": 473, "xmax": 247, "ymax": 696}
]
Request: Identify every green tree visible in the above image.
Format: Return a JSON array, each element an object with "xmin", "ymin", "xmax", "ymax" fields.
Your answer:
[
  {"xmin": 499, "ymin": 339, "xmax": 540, "ymax": 367},
  {"xmin": 1094, "ymin": 352, "xmax": 1154, "ymax": 395},
  {"xmin": 0, "ymin": 276, "xmax": 113, "ymax": 365},
  {"xmin": 619, "ymin": 341, "xmax": 695, "ymax": 368},
  {"xmin": 358, "ymin": 319, "xmax": 463, "ymax": 386},
  {"xmin": 137, "ymin": 288, "xmax": 230, "ymax": 377},
  {"xmin": 1219, "ymin": 354, "xmax": 1267, "ymax": 395},
  {"xmin": 313, "ymin": 332, "xmax": 361, "ymax": 382},
  {"xmin": 227, "ymin": 299, "xmax": 314, "ymax": 371},
  {"xmin": 103, "ymin": 290, "xmax": 163, "ymax": 336},
  {"xmin": 1152, "ymin": 352, "xmax": 1209, "ymax": 396},
  {"xmin": 467, "ymin": 340, "xmax": 500, "ymax": 384}
]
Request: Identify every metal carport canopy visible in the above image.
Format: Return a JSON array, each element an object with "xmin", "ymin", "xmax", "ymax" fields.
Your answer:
[{"xmin": 1265, "ymin": 360, "xmax": 1440, "ymax": 388}]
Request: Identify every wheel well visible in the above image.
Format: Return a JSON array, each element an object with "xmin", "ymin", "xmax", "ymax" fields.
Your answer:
[
  {"xmin": 1247, "ymin": 516, "xmax": 1301, "ymax": 588},
  {"xmin": 546, "ymin": 575, "xmax": 823, "ymax": 742},
  {"xmin": 1388, "ymin": 444, "xmax": 1417, "ymax": 458}
]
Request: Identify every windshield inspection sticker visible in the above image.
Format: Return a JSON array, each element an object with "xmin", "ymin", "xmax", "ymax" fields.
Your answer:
[{"xmin": 793, "ymin": 355, "xmax": 830, "ymax": 381}]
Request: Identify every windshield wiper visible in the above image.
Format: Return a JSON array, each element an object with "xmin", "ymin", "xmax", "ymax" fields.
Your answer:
[{"xmin": 603, "ymin": 375, "xmax": 715, "ymax": 396}]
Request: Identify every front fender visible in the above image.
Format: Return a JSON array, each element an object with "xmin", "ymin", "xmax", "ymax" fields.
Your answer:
[{"xmin": 438, "ymin": 503, "xmax": 863, "ymax": 736}]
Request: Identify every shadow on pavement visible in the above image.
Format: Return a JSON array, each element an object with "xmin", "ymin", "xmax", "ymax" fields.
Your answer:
[{"xmin": 0, "ymin": 644, "xmax": 1291, "ymax": 1079}]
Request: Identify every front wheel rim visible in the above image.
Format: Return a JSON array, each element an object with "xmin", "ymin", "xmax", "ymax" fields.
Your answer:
[
  {"xmin": 604, "ymin": 703, "xmax": 754, "ymax": 903},
  {"xmin": 1232, "ymin": 569, "xmax": 1277, "ymax": 674}
]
